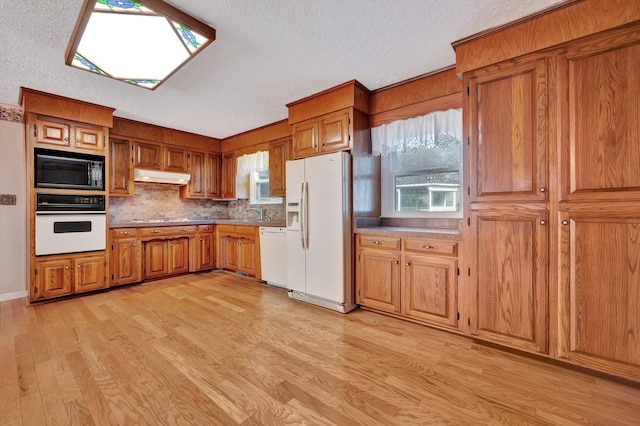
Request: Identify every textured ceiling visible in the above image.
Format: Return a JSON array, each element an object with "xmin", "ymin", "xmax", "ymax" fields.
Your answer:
[{"xmin": 0, "ymin": 0, "xmax": 563, "ymax": 139}]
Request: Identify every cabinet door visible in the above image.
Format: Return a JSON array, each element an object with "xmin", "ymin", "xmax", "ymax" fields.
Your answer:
[
  {"xmin": 168, "ymin": 238, "xmax": 189, "ymax": 274},
  {"xmin": 559, "ymin": 211, "xmax": 640, "ymax": 380},
  {"xmin": 206, "ymin": 153, "xmax": 222, "ymax": 198},
  {"xmin": 319, "ymin": 111, "xmax": 350, "ymax": 153},
  {"xmin": 144, "ymin": 240, "xmax": 169, "ymax": 278},
  {"xmin": 560, "ymin": 40, "xmax": 640, "ymax": 202},
  {"xmin": 238, "ymin": 238, "xmax": 256, "ymax": 276},
  {"xmin": 164, "ymin": 146, "xmax": 188, "ymax": 172},
  {"xmin": 112, "ymin": 237, "xmax": 141, "ymax": 285},
  {"xmin": 292, "ymin": 120, "xmax": 319, "ymax": 159},
  {"xmin": 74, "ymin": 255, "xmax": 107, "ymax": 293},
  {"xmin": 221, "ymin": 152, "xmax": 236, "ymax": 199},
  {"xmin": 34, "ymin": 259, "xmax": 72, "ymax": 300},
  {"xmin": 182, "ymin": 151, "xmax": 206, "ymax": 198},
  {"xmin": 223, "ymin": 236, "xmax": 239, "ymax": 270},
  {"xmin": 356, "ymin": 249, "xmax": 401, "ymax": 313},
  {"xmin": 472, "ymin": 209, "xmax": 548, "ymax": 354},
  {"xmin": 109, "ymin": 137, "xmax": 133, "ymax": 196},
  {"xmin": 73, "ymin": 125, "xmax": 104, "ymax": 151},
  {"xmin": 35, "ymin": 117, "xmax": 70, "ymax": 147},
  {"xmin": 269, "ymin": 138, "xmax": 289, "ymax": 196},
  {"xmin": 403, "ymin": 254, "xmax": 458, "ymax": 329},
  {"xmin": 468, "ymin": 59, "xmax": 547, "ymax": 203},
  {"xmin": 134, "ymin": 142, "xmax": 162, "ymax": 169},
  {"xmin": 196, "ymin": 233, "xmax": 215, "ymax": 271}
]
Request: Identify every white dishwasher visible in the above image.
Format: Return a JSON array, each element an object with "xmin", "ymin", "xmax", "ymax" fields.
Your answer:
[{"xmin": 259, "ymin": 227, "xmax": 287, "ymax": 288}]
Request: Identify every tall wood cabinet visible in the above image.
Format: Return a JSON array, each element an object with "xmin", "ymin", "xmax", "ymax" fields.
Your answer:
[{"xmin": 461, "ymin": 20, "xmax": 640, "ymax": 379}]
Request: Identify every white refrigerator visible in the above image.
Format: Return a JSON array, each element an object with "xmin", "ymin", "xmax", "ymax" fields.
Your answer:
[{"xmin": 285, "ymin": 151, "xmax": 355, "ymax": 313}]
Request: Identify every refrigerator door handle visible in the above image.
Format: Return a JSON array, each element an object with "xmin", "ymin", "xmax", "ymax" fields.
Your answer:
[
  {"xmin": 300, "ymin": 182, "xmax": 306, "ymax": 249},
  {"xmin": 303, "ymin": 181, "xmax": 309, "ymax": 248}
]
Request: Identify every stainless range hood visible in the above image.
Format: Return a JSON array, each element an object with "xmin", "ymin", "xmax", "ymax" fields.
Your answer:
[{"xmin": 134, "ymin": 168, "xmax": 191, "ymax": 185}]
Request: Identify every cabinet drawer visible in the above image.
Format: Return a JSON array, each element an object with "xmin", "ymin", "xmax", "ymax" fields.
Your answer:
[
  {"xmin": 235, "ymin": 225, "xmax": 256, "ymax": 236},
  {"xmin": 403, "ymin": 238, "xmax": 457, "ymax": 256},
  {"xmin": 112, "ymin": 228, "xmax": 137, "ymax": 238},
  {"xmin": 358, "ymin": 235, "xmax": 401, "ymax": 251},
  {"xmin": 197, "ymin": 224, "xmax": 214, "ymax": 233},
  {"xmin": 216, "ymin": 224, "xmax": 235, "ymax": 235},
  {"xmin": 139, "ymin": 225, "xmax": 196, "ymax": 237}
]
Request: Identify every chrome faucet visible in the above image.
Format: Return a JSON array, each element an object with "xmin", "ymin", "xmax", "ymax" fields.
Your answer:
[{"xmin": 246, "ymin": 207, "xmax": 265, "ymax": 221}]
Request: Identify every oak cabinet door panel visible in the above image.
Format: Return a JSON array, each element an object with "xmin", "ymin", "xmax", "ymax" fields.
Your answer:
[
  {"xmin": 74, "ymin": 255, "xmax": 106, "ymax": 293},
  {"xmin": 293, "ymin": 121, "xmax": 319, "ymax": 159},
  {"xmin": 109, "ymin": 137, "xmax": 133, "ymax": 196},
  {"xmin": 319, "ymin": 111, "xmax": 349, "ymax": 153},
  {"xmin": 34, "ymin": 259, "xmax": 72, "ymax": 300},
  {"xmin": 468, "ymin": 59, "xmax": 547, "ymax": 202},
  {"xmin": 144, "ymin": 240, "xmax": 169, "ymax": 278},
  {"xmin": 472, "ymin": 210, "xmax": 548, "ymax": 354},
  {"xmin": 357, "ymin": 249, "xmax": 401, "ymax": 313},
  {"xmin": 113, "ymin": 236, "xmax": 141, "ymax": 285},
  {"xmin": 168, "ymin": 238, "xmax": 190, "ymax": 274}
]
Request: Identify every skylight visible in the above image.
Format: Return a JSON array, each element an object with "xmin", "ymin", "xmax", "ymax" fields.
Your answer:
[{"xmin": 65, "ymin": 0, "xmax": 216, "ymax": 90}]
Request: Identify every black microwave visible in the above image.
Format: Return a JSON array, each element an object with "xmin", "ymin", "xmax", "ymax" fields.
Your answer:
[{"xmin": 35, "ymin": 149, "xmax": 105, "ymax": 191}]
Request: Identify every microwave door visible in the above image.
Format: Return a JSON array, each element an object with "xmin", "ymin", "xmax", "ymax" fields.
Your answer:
[{"xmin": 36, "ymin": 155, "xmax": 90, "ymax": 189}]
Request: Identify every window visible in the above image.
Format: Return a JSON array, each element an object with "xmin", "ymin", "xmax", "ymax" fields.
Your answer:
[{"xmin": 372, "ymin": 109, "xmax": 463, "ymax": 218}]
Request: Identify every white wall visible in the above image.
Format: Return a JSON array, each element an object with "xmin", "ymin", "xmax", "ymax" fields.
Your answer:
[{"xmin": 0, "ymin": 120, "xmax": 27, "ymax": 301}]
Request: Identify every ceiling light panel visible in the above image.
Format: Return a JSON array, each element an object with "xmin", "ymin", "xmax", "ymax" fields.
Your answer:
[{"xmin": 66, "ymin": 0, "xmax": 216, "ymax": 90}]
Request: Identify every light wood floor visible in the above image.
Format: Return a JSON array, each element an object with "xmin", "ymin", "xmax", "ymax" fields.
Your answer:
[{"xmin": 1, "ymin": 271, "xmax": 639, "ymax": 426}]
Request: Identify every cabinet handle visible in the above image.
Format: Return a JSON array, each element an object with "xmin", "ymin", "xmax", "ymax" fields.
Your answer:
[
  {"xmin": 77, "ymin": 264, "xmax": 81, "ymax": 268},
  {"xmin": 321, "ymin": 142, "xmax": 325, "ymax": 146},
  {"xmin": 182, "ymin": 228, "xmax": 187, "ymax": 231},
  {"xmin": 394, "ymin": 261, "xmax": 399, "ymax": 264},
  {"xmin": 200, "ymin": 238, "xmax": 203, "ymax": 241},
  {"xmin": 64, "ymin": 265, "xmax": 69, "ymax": 270},
  {"xmin": 153, "ymin": 230, "xmax": 160, "ymax": 233},
  {"xmin": 373, "ymin": 240, "xmax": 382, "ymax": 245},
  {"xmin": 64, "ymin": 137, "xmax": 69, "ymax": 142},
  {"xmin": 157, "ymin": 162, "xmax": 160, "ymax": 166},
  {"xmin": 422, "ymin": 245, "xmax": 435, "ymax": 249},
  {"xmin": 406, "ymin": 262, "xmax": 411, "ymax": 266},
  {"xmin": 562, "ymin": 220, "xmax": 569, "ymax": 225},
  {"xmin": 121, "ymin": 231, "xmax": 130, "ymax": 235},
  {"xmin": 133, "ymin": 243, "xmax": 136, "ymax": 247},
  {"xmin": 166, "ymin": 163, "xmax": 169, "ymax": 167},
  {"xmin": 540, "ymin": 220, "xmax": 546, "ymax": 225},
  {"xmin": 540, "ymin": 187, "xmax": 546, "ymax": 192},
  {"xmin": 169, "ymin": 243, "xmax": 173, "ymax": 247},
  {"xmin": 126, "ymin": 185, "xmax": 129, "ymax": 190},
  {"xmin": 76, "ymin": 139, "xmax": 81, "ymax": 143}
]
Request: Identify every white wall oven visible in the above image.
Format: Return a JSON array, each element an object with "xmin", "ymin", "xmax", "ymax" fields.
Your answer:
[{"xmin": 35, "ymin": 194, "xmax": 106, "ymax": 256}]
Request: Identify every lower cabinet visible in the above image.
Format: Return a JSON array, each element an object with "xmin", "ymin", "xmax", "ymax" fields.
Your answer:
[
  {"xmin": 196, "ymin": 225, "xmax": 216, "ymax": 271},
  {"xmin": 356, "ymin": 234, "xmax": 459, "ymax": 330},
  {"xmin": 143, "ymin": 237, "xmax": 190, "ymax": 279},
  {"xmin": 32, "ymin": 252, "xmax": 107, "ymax": 301},
  {"xmin": 111, "ymin": 228, "xmax": 142, "ymax": 285},
  {"xmin": 217, "ymin": 225, "xmax": 260, "ymax": 278}
]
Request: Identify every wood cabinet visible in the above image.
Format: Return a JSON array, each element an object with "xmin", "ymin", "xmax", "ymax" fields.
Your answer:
[
  {"xmin": 558, "ymin": 209, "xmax": 640, "ymax": 380},
  {"xmin": 140, "ymin": 225, "xmax": 195, "ymax": 279},
  {"xmin": 134, "ymin": 142, "xmax": 187, "ymax": 172},
  {"xmin": 111, "ymin": 228, "xmax": 141, "ymax": 285},
  {"xmin": 109, "ymin": 137, "xmax": 133, "ymax": 196},
  {"xmin": 221, "ymin": 152, "xmax": 236, "ymax": 199},
  {"xmin": 356, "ymin": 234, "xmax": 459, "ymax": 330},
  {"xmin": 467, "ymin": 58, "xmax": 548, "ymax": 203},
  {"xmin": 195, "ymin": 225, "xmax": 215, "ymax": 271},
  {"xmin": 217, "ymin": 224, "xmax": 260, "ymax": 277},
  {"xmin": 144, "ymin": 239, "xmax": 169, "ymax": 279},
  {"xmin": 268, "ymin": 137, "xmax": 291, "ymax": 197},
  {"xmin": 32, "ymin": 253, "xmax": 107, "ymax": 301},
  {"xmin": 181, "ymin": 151, "xmax": 223, "ymax": 199},
  {"xmin": 34, "ymin": 116, "xmax": 105, "ymax": 152},
  {"xmin": 471, "ymin": 210, "xmax": 548, "ymax": 354},
  {"xmin": 292, "ymin": 110, "xmax": 350, "ymax": 159}
]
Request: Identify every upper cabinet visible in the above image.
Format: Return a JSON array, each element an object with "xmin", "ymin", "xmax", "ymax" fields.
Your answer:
[
  {"xmin": 268, "ymin": 137, "xmax": 291, "ymax": 197},
  {"xmin": 34, "ymin": 116, "xmax": 105, "ymax": 153},
  {"xmin": 287, "ymin": 80, "xmax": 370, "ymax": 160},
  {"xmin": 109, "ymin": 137, "xmax": 133, "ymax": 196},
  {"xmin": 221, "ymin": 151, "xmax": 236, "ymax": 199},
  {"xmin": 134, "ymin": 142, "xmax": 187, "ymax": 173},
  {"xmin": 559, "ymin": 35, "xmax": 640, "ymax": 203},
  {"xmin": 467, "ymin": 58, "xmax": 548, "ymax": 203}
]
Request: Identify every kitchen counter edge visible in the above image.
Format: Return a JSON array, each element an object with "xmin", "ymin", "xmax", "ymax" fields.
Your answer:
[
  {"xmin": 110, "ymin": 220, "xmax": 287, "ymax": 229},
  {"xmin": 354, "ymin": 226, "xmax": 462, "ymax": 241}
]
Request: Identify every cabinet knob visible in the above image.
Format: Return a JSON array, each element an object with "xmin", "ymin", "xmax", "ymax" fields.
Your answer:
[
  {"xmin": 182, "ymin": 228, "xmax": 187, "ymax": 231},
  {"xmin": 76, "ymin": 139, "xmax": 81, "ymax": 143},
  {"xmin": 394, "ymin": 261, "xmax": 399, "ymax": 264},
  {"xmin": 122, "ymin": 231, "xmax": 130, "ymax": 235},
  {"xmin": 156, "ymin": 162, "xmax": 160, "ymax": 166},
  {"xmin": 422, "ymin": 245, "xmax": 435, "ymax": 249},
  {"xmin": 65, "ymin": 266, "xmax": 69, "ymax": 270},
  {"xmin": 153, "ymin": 230, "xmax": 160, "ymax": 233},
  {"xmin": 540, "ymin": 220, "xmax": 546, "ymax": 225},
  {"xmin": 200, "ymin": 238, "xmax": 203, "ymax": 241},
  {"xmin": 562, "ymin": 220, "xmax": 569, "ymax": 225},
  {"xmin": 166, "ymin": 163, "xmax": 169, "ymax": 167},
  {"xmin": 540, "ymin": 187, "xmax": 546, "ymax": 192},
  {"xmin": 125, "ymin": 185, "xmax": 129, "ymax": 190},
  {"xmin": 406, "ymin": 262, "xmax": 411, "ymax": 266},
  {"xmin": 169, "ymin": 243, "xmax": 172, "ymax": 247},
  {"xmin": 77, "ymin": 264, "xmax": 81, "ymax": 268},
  {"xmin": 64, "ymin": 137, "xmax": 69, "ymax": 142},
  {"xmin": 133, "ymin": 243, "xmax": 136, "ymax": 247}
]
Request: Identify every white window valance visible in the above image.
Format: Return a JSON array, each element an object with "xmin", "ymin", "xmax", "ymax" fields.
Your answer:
[
  {"xmin": 236, "ymin": 151, "xmax": 269, "ymax": 176},
  {"xmin": 371, "ymin": 108, "xmax": 463, "ymax": 156}
]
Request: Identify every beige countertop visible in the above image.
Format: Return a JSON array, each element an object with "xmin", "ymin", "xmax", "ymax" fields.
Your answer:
[{"xmin": 354, "ymin": 226, "xmax": 462, "ymax": 241}]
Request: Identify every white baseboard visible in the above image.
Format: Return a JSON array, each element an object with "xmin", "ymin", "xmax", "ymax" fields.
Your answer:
[{"xmin": 0, "ymin": 290, "xmax": 28, "ymax": 302}]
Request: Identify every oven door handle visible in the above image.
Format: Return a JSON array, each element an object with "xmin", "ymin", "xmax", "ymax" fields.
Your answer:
[{"xmin": 35, "ymin": 211, "xmax": 107, "ymax": 215}]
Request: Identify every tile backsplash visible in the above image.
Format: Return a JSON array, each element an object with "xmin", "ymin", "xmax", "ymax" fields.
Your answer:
[{"xmin": 109, "ymin": 183, "xmax": 286, "ymax": 223}]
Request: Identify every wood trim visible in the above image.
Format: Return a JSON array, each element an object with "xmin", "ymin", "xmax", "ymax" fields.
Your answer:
[
  {"xmin": 287, "ymin": 80, "xmax": 371, "ymax": 124},
  {"xmin": 20, "ymin": 88, "xmax": 114, "ymax": 127},
  {"xmin": 452, "ymin": 0, "xmax": 640, "ymax": 73},
  {"xmin": 221, "ymin": 119, "xmax": 291, "ymax": 153},
  {"xmin": 369, "ymin": 93, "xmax": 463, "ymax": 128}
]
